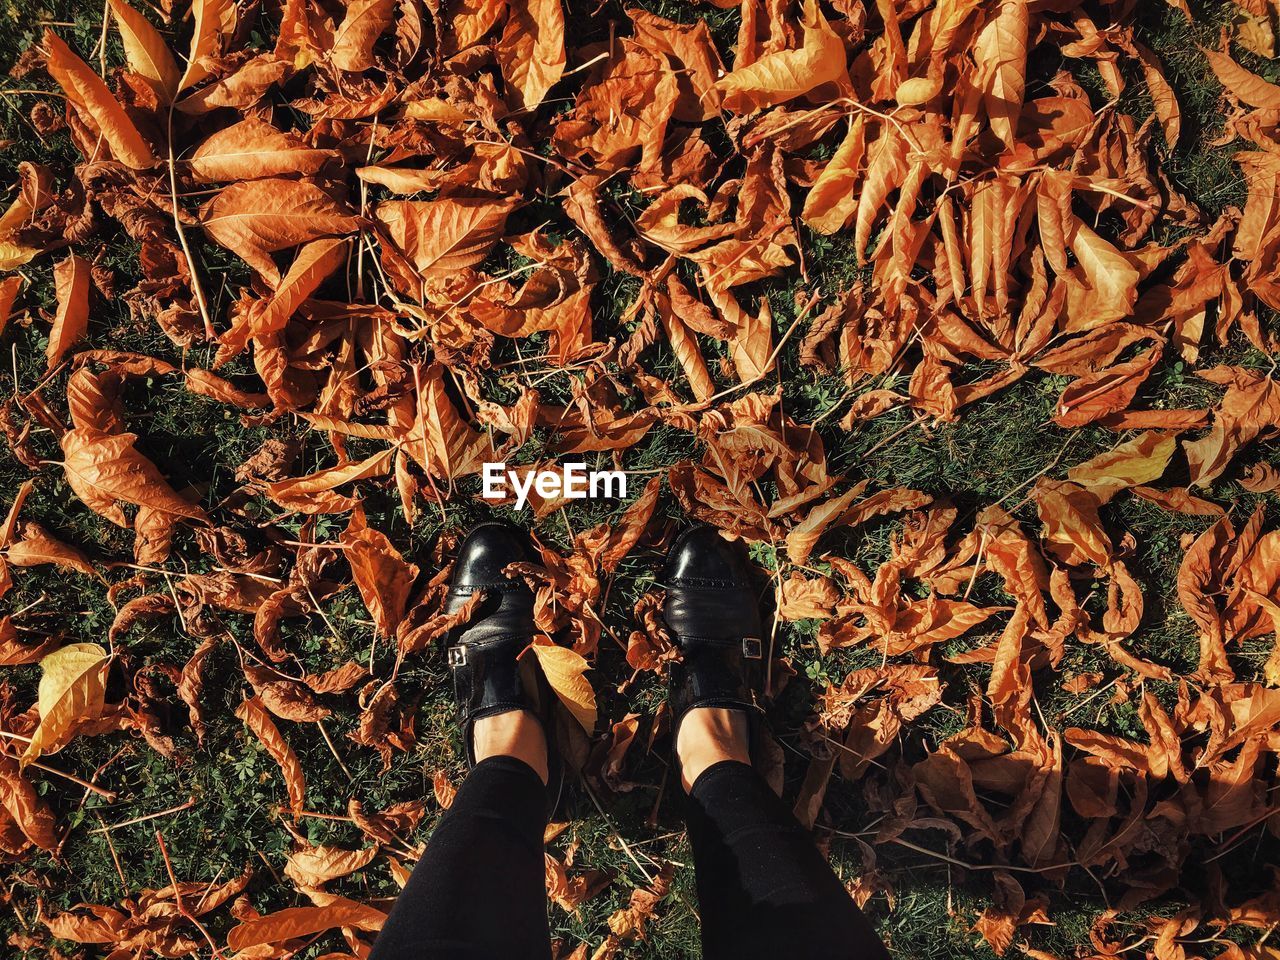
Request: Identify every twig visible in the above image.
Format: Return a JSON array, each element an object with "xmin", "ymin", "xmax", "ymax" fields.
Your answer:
[
  {"xmin": 1205, "ymin": 808, "xmax": 1280, "ymax": 863},
  {"xmin": 1056, "ymin": 675, "xmax": 1122, "ymax": 721},
  {"xmin": 316, "ymin": 719, "xmax": 354, "ymax": 781},
  {"xmin": 581, "ymin": 778, "xmax": 653, "ymax": 883},
  {"xmin": 165, "ymin": 107, "xmax": 215, "ymax": 339},
  {"xmin": 887, "ymin": 836, "xmax": 1076, "ymax": 874},
  {"xmin": 0, "ymin": 741, "xmax": 119, "ymax": 800},
  {"xmin": 861, "ymin": 414, "xmax": 928, "ymax": 460},
  {"xmin": 92, "ymin": 797, "xmax": 197, "ymax": 833},
  {"xmin": 156, "ymin": 829, "xmax": 226, "ymax": 959},
  {"xmin": 96, "ymin": 815, "xmax": 130, "ymax": 894}
]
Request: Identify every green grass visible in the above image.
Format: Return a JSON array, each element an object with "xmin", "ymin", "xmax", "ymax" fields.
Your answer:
[{"xmin": 2, "ymin": 0, "xmax": 1278, "ymax": 957}]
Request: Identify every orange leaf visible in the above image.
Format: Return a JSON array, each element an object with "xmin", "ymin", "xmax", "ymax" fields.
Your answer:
[
  {"xmin": 341, "ymin": 505, "xmax": 419, "ymax": 636},
  {"xmin": 42, "ymin": 30, "xmax": 155, "ymax": 169},
  {"xmin": 1203, "ymin": 45, "xmax": 1280, "ymax": 110},
  {"xmin": 497, "ymin": 0, "xmax": 566, "ymax": 110},
  {"xmin": 48, "ymin": 253, "xmax": 90, "ymax": 371},
  {"xmin": 226, "ymin": 899, "xmax": 385, "ymax": 951},
  {"xmin": 716, "ymin": 0, "xmax": 847, "ymax": 113},
  {"xmin": 235, "ymin": 695, "xmax": 308, "ymax": 815}
]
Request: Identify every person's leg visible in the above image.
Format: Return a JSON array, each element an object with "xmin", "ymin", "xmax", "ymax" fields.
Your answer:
[
  {"xmin": 369, "ymin": 711, "xmax": 552, "ymax": 960},
  {"xmin": 678, "ymin": 708, "xmax": 891, "ymax": 960}
]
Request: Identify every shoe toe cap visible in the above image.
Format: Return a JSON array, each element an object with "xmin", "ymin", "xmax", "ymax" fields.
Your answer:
[
  {"xmin": 452, "ymin": 522, "xmax": 532, "ymax": 587},
  {"xmin": 663, "ymin": 525, "xmax": 750, "ymax": 586}
]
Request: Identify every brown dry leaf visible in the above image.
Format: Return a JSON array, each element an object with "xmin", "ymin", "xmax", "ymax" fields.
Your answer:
[
  {"xmin": 402, "ymin": 363, "xmax": 496, "ymax": 480},
  {"xmin": 284, "ymin": 842, "xmax": 379, "ymax": 889},
  {"xmin": 341, "ymin": 504, "xmax": 419, "ymax": 636},
  {"xmin": 376, "ymin": 197, "xmax": 518, "ymax": 283},
  {"xmin": 331, "ymin": 0, "xmax": 395, "ymax": 72},
  {"xmin": 1203, "ymin": 44, "xmax": 1280, "ymax": 109},
  {"xmin": 1184, "ymin": 367, "xmax": 1280, "ymax": 486},
  {"xmin": 107, "ymin": 0, "xmax": 181, "ymax": 102},
  {"xmin": 5, "ymin": 522, "xmax": 99, "ymax": 579},
  {"xmin": 190, "ymin": 117, "xmax": 337, "ymax": 182},
  {"xmin": 202, "ymin": 179, "xmax": 363, "ymax": 283},
  {"xmin": 1053, "ymin": 347, "xmax": 1162, "ymax": 428},
  {"xmin": 802, "ymin": 115, "xmax": 866, "ymax": 234},
  {"xmin": 975, "ymin": 0, "xmax": 1030, "ymax": 152},
  {"xmin": 0, "ymin": 275, "xmax": 23, "ymax": 335},
  {"xmin": 179, "ymin": 0, "xmax": 236, "ymax": 91},
  {"xmin": 1177, "ymin": 513, "xmax": 1236, "ymax": 681},
  {"xmin": 235, "ymin": 695, "xmax": 307, "ymax": 814},
  {"xmin": 1035, "ymin": 479, "xmax": 1112, "ymax": 570},
  {"xmin": 0, "ymin": 756, "xmax": 59, "ymax": 851},
  {"xmin": 225, "ymin": 899, "xmax": 386, "ymax": 951},
  {"xmin": 1135, "ymin": 42, "xmax": 1181, "ymax": 149},
  {"xmin": 263, "ymin": 448, "xmax": 394, "ymax": 513},
  {"xmin": 784, "ymin": 482, "xmax": 866, "ymax": 565},
  {"xmin": 433, "ymin": 768, "xmax": 457, "ymax": 808},
  {"xmin": 1066, "ymin": 431, "xmax": 1177, "ymax": 503},
  {"xmin": 0, "ymin": 620, "xmax": 61, "ymax": 667},
  {"xmin": 61, "ymin": 428, "xmax": 209, "ymax": 527}
]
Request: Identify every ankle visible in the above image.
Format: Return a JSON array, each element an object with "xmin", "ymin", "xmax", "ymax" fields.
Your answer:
[
  {"xmin": 675, "ymin": 707, "xmax": 750, "ymax": 792},
  {"xmin": 472, "ymin": 710, "xmax": 549, "ymax": 785}
]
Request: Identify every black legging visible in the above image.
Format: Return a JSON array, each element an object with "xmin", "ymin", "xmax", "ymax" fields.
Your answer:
[{"xmin": 369, "ymin": 756, "xmax": 891, "ymax": 960}]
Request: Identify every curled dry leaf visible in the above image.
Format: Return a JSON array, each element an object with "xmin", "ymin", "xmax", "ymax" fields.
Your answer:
[
  {"xmin": 5, "ymin": 522, "xmax": 99, "ymax": 579},
  {"xmin": 341, "ymin": 505, "xmax": 419, "ymax": 636},
  {"xmin": 235, "ymin": 695, "xmax": 307, "ymax": 815}
]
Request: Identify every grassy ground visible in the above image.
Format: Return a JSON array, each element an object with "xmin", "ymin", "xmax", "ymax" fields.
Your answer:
[{"xmin": 2, "ymin": 0, "xmax": 1278, "ymax": 958}]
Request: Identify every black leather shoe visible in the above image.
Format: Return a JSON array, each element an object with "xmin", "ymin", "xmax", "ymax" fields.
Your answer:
[
  {"xmin": 444, "ymin": 521, "xmax": 549, "ymax": 766},
  {"xmin": 660, "ymin": 525, "xmax": 767, "ymax": 733}
]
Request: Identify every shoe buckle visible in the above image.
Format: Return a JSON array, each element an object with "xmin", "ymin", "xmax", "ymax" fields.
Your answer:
[
  {"xmin": 447, "ymin": 645, "xmax": 468, "ymax": 668},
  {"xmin": 742, "ymin": 637, "xmax": 763, "ymax": 660}
]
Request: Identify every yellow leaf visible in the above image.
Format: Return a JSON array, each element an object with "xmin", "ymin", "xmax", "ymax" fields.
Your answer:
[
  {"xmin": 528, "ymin": 642, "xmax": 596, "ymax": 733},
  {"xmin": 107, "ymin": 0, "xmax": 181, "ymax": 102},
  {"xmin": 802, "ymin": 115, "xmax": 866, "ymax": 234},
  {"xmin": 0, "ymin": 239, "xmax": 41, "ymax": 272},
  {"xmin": 180, "ymin": 0, "xmax": 237, "ymax": 91},
  {"xmin": 974, "ymin": 0, "xmax": 1028, "ymax": 152},
  {"xmin": 715, "ymin": 0, "xmax": 846, "ymax": 113},
  {"xmin": 0, "ymin": 193, "xmax": 41, "ymax": 270},
  {"xmin": 895, "ymin": 74, "xmax": 942, "ymax": 106},
  {"xmin": 22, "ymin": 643, "xmax": 109, "ymax": 764},
  {"xmin": 1066, "ymin": 431, "xmax": 1177, "ymax": 503}
]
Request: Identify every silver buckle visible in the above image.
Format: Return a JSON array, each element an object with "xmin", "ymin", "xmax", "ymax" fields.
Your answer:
[
  {"xmin": 447, "ymin": 645, "xmax": 468, "ymax": 667},
  {"xmin": 742, "ymin": 637, "xmax": 763, "ymax": 659}
]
